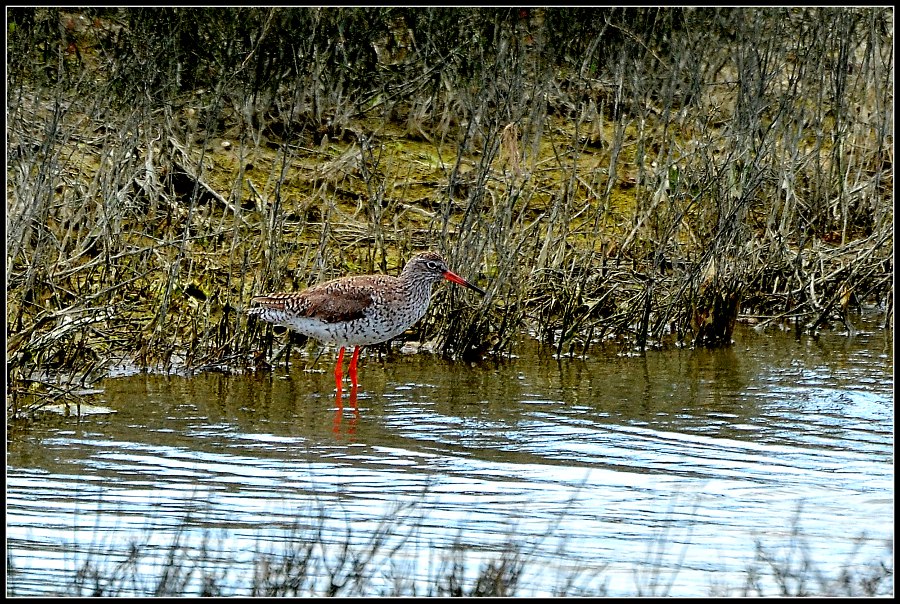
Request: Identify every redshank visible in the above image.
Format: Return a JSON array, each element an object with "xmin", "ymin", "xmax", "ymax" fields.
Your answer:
[{"xmin": 249, "ymin": 251, "xmax": 484, "ymax": 389}]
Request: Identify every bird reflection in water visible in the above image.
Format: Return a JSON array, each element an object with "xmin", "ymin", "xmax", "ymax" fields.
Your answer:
[{"xmin": 332, "ymin": 380, "xmax": 359, "ymax": 437}]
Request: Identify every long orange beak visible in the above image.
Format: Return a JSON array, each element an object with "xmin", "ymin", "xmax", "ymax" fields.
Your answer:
[{"xmin": 443, "ymin": 270, "xmax": 485, "ymax": 295}]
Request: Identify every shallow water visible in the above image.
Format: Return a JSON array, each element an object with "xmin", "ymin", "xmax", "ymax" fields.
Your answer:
[{"xmin": 6, "ymin": 322, "xmax": 894, "ymax": 596}]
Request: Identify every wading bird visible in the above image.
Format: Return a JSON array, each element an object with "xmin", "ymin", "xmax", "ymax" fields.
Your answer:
[{"xmin": 249, "ymin": 251, "xmax": 484, "ymax": 390}]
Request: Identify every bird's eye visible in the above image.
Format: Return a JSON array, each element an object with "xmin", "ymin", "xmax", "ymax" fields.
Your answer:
[{"xmin": 427, "ymin": 261, "xmax": 440, "ymax": 270}]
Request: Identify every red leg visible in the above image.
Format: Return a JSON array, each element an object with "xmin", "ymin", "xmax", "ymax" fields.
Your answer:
[
  {"xmin": 348, "ymin": 346, "xmax": 361, "ymax": 388},
  {"xmin": 334, "ymin": 346, "xmax": 346, "ymax": 392}
]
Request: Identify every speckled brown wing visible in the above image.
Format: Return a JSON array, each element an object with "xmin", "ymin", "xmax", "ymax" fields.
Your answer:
[
  {"xmin": 296, "ymin": 285, "xmax": 374, "ymax": 323},
  {"xmin": 252, "ymin": 277, "xmax": 379, "ymax": 324}
]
